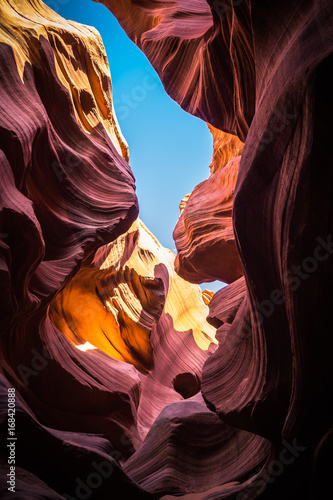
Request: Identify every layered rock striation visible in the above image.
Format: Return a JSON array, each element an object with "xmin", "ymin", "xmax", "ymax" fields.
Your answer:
[
  {"xmin": 0, "ymin": 2, "xmax": 218, "ymax": 490},
  {"xmin": 97, "ymin": 0, "xmax": 333, "ymax": 498},
  {"xmin": 174, "ymin": 154, "xmax": 243, "ymax": 284},
  {"xmin": 95, "ymin": 0, "xmax": 255, "ymax": 141},
  {"xmin": 1, "ymin": 0, "xmax": 333, "ymax": 499}
]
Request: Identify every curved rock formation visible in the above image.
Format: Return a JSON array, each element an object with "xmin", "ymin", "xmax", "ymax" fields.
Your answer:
[
  {"xmin": 174, "ymin": 155, "xmax": 243, "ymax": 284},
  {"xmin": 97, "ymin": 0, "xmax": 333, "ymax": 498},
  {"xmin": 1, "ymin": 0, "xmax": 333, "ymax": 499},
  {"xmin": 173, "ymin": 125, "xmax": 244, "ymax": 285},
  {"xmin": 0, "ymin": 1, "xmax": 217, "ymax": 494},
  {"xmin": 95, "ymin": 0, "xmax": 255, "ymax": 141},
  {"xmin": 91, "ymin": 219, "xmax": 218, "ymax": 436},
  {"xmin": 207, "ymin": 276, "xmax": 247, "ymax": 329},
  {"xmin": 201, "ymin": 0, "xmax": 333, "ymax": 478},
  {"xmin": 124, "ymin": 393, "xmax": 270, "ymax": 497},
  {"xmin": 0, "ymin": 375, "xmax": 151, "ymax": 499},
  {"xmin": 0, "ymin": 2, "xmax": 151, "ymax": 496},
  {"xmin": 50, "ymin": 265, "xmax": 165, "ymax": 373},
  {"xmin": 0, "ymin": 0, "xmax": 218, "ymax": 470},
  {"xmin": 208, "ymin": 125, "xmax": 244, "ymax": 175}
]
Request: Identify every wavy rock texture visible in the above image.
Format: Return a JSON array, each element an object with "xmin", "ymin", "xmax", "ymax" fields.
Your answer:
[
  {"xmin": 0, "ymin": 1, "xmax": 143, "ymax": 497},
  {"xmin": 50, "ymin": 265, "xmax": 165, "ymax": 373},
  {"xmin": 0, "ymin": 2, "xmax": 218, "ymax": 496},
  {"xmin": 201, "ymin": 8, "xmax": 333, "ymax": 500},
  {"xmin": 208, "ymin": 125, "xmax": 244, "ymax": 175},
  {"xmin": 174, "ymin": 154, "xmax": 243, "ymax": 284},
  {"xmin": 0, "ymin": 375, "xmax": 150, "ymax": 499},
  {"xmin": 173, "ymin": 125, "xmax": 244, "ymax": 285},
  {"xmin": 173, "ymin": 127, "xmax": 244, "ymax": 286},
  {"xmin": 90, "ymin": 219, "xmax": 218, "ymax": 438},
  {"xmin": 1, "ymin": 0, "xmax": 333, "ymax": 499},
  {"xmin": 98, "ymin": 0, "xmax": 247, "ymax": 286},
  {"xmin": 95, "ymin": 0, "xmax": 255, "ymax": 141},
  {"xmin": 97, "ymin": 0, "xmax": 333, "ymax": 499},
  {"xmin": 124, "ymin": 393, "xmax": 270, "ymax": 497},
  {"xmin": 50, "ymin": 218, "xmax": 217, "ymax": 439},
  {"xmin": 207, "ymin": 276, "xmax": 247, "ymax": 329}
]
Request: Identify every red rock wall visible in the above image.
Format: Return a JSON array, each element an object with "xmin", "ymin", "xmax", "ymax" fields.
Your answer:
[
  {"xmin": 1, "ymin": 0, "xmax": 333, "ymax": 499},
  {"xmin": 95, "ymin": 0, "xmax": 255, "ymax": 140},
  {"xmin": 97, "ymin": 0, "xmax": 333, "ymax": 498},
  {"xmin": 0, "ymin": 2, "xmax": 145, "ymax": 497},
  {"xmin": 173, "ymin": 155, "xmax": 243, "ymax": 284}
]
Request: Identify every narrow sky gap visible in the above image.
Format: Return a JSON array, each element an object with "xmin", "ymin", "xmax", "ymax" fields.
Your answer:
[{"xmin": 51, "ymin": 0, "xmax": 224, "ymax": 292}]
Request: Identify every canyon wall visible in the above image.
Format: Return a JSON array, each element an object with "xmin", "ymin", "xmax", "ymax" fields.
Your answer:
[{"xmin": 1, "ymin": 0, "xmax": 333, "ymax": 499}]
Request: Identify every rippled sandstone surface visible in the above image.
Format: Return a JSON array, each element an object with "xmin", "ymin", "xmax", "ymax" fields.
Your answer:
[{"xmin": 1, "ymin": 0, "xmax": 333, "ymax": 499}]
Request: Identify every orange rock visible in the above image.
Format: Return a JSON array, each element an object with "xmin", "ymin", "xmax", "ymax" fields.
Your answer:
[
  {"xmin": 93, "ymin": 219, "xmax": 217, "ymax": 352},
  {"xmin": 208, "ymin": 125, "xmax": 244, "ymax": 175},
  {"xmin": 202, "ymin": 289, "xmax": 214, "ymax": 306},
  {"xmin": 173, "ymin": 124, "xmax": 243, "ymax": 286},
  {"xmin": 174, "ymin": 156, "xmax": 243, "ymax": 284},
  {"xmin": 50, "ymin": 265, "xmax": 165, "ymax": 373},
  {"xmin": 50, "ymin": 218, "xmax": 217, "ymax": 374}
]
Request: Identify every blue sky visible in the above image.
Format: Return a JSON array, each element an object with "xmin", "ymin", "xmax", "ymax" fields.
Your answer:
[{"xmin": 49, "ymin": 0, "xmax": 223, "ymax": 292}]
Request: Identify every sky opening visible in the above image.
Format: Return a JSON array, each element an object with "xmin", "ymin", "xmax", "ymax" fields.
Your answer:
[{"xmin": 47, "ymin": 0, "xmax": 224, "ymax": 292}]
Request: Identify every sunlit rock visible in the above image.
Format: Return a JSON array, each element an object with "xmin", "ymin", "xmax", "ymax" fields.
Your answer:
[
  {"xmin": 1, "ymin": 0, "xmax": 333, "ymax": 498},
  {"xmin": 174, "ymin": 156, "xmax": 243, "ymax": 284},
  {"xmin": 50, "ymin": 265, "xmax": 164, "ymax": 373}
]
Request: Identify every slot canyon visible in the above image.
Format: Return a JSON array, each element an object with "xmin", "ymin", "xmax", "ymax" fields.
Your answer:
[{"xmin": 0, "ymin": 0, "xmax": 332, "ymax": 499}]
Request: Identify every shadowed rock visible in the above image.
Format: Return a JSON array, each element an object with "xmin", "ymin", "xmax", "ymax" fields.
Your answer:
[{"xmin": 1, "ymin": 0, "xmax": 333, "ymax": 498}]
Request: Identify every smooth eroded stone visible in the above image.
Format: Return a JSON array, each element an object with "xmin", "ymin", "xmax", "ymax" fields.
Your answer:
[
  {"xmin": 173, "ymin": 156, "xmax": 243, "ymax": 284},
  {"xmin": 96, "ymin": 0, "xmax": 255, "ymax": 140}
]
